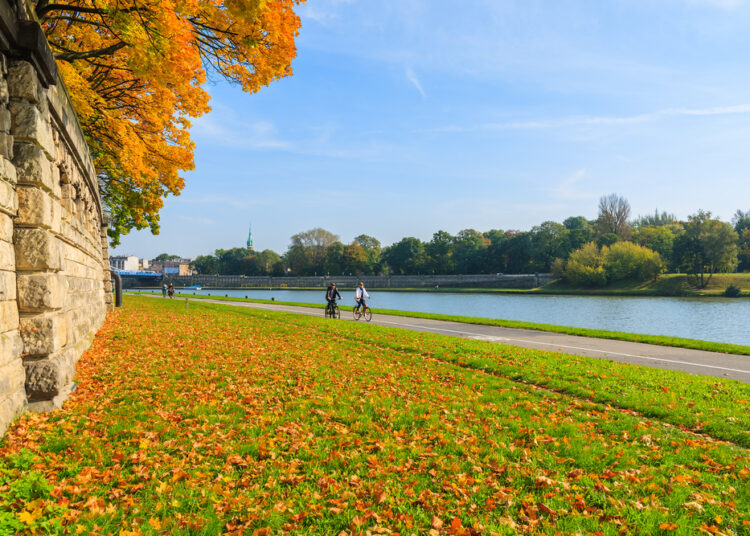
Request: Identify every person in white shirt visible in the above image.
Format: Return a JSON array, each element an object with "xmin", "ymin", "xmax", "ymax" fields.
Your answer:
[{"xmin": 354, "ymin": 282, "xmax": 370, "ymax": 312}]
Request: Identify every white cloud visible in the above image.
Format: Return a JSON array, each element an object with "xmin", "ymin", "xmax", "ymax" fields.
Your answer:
[
  {"xmin": 687, "ymin": 0, "xmax": 745, "ymax": 9},
  {"xmin": 552, "ymin": 169, "xmax": 600, "ymax": 201},
  {"xmin": 420, "ymin": 103, "xmax": 750, "ymax": 133},
  {"xmin": 405, "ymin": 67, "xmax": 426, "ymax": 98}
]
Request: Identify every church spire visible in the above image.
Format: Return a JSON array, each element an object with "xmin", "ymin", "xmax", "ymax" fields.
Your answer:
[{"xmin": 246, "ymin": 223, "xmax": 254, "ymax": 251}]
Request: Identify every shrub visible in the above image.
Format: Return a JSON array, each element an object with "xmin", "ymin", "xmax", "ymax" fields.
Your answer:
[
  {"xmin": 563, "ymin": 242, "xmax": 607, "ymax": 286},
  {"xmin": 724, "ymin": 284, "xmax": 742, "ymax": 297},
  {"xmin": 605, "ymin": 242, "xmax": 664, "ymax": 282},
  {"xmin": 551, "ymin": 258, "xmax": 565, "ymax": 279}
]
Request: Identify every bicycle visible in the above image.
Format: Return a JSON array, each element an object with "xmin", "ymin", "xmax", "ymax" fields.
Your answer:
[
  {"xmin": 352, "ymin": 304, "xmax": 372, "ymax": 322},
  {"xmin": 324, "ymin": 301, "xmax": 341, "ymax": 319}
]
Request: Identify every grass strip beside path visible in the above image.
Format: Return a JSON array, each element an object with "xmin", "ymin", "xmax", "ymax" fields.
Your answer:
[
  {"xmin": 147, "ymin": 291, "xmax": 750, "ymax": 357},
  {"xmin": 1, "ymin": 295, "xmax": 750, "ymax": 535}
]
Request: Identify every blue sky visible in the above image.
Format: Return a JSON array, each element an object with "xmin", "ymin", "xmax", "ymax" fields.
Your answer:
[{"xmin": 112, "ymin": 0, "xmax": 750, "ymax": 259}]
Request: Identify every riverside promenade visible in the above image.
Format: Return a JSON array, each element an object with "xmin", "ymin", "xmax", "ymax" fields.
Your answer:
[{"xmin": 149, "ymin": 295, "xmax": 750, "ymax": 383}]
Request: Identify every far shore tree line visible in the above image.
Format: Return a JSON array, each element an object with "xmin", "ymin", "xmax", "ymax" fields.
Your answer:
[{"xmin": 187, "ymin": 195, "xmax": 750, "ymax": 289}]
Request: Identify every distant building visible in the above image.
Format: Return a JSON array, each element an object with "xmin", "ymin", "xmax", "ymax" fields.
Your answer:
[
  {"xmin": 247, "ymin": 224, "xmax": 254, "ymax": 251},
  {"xmin": 150, "ymin": 258, "xmax": 194, "ymax": 276},
  {"xmin": 140, "ymin": 258, "xmax": 150, "ymax": 270},
  {"xmin": 110, "ymin": 255, "xmax": 139, "ymax": 272}
]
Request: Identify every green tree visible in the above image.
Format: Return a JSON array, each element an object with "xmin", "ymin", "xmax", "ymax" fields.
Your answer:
[
  {"xmin": 425, "ymin": 231, "xmax": 455, "ymax": 274},
  {"xmin": 563, "ymin": 216, "xmax": 595, "ymax": 251},
  {"xmin": 287, "ymin": 228, "xmax": 339, "ymax": 275},
  {"xmin": 604, "ymin": 242, "xmax": 664, "ymax": 282},
  {"xmin": 634, "ymin": 210, "xmax": 676, "ymax": 228},
  {"xmin": 563, "ymin": 242, "xmax": 607, "ymax": 287},
  {"xmin": 343, "ymin": 242, "xmax": 368, "ymax": 275},
  {"xmin": 453, "ymin": 229, "xmax": 487, "ymax": 273},
  {"xmin": 154, "ymin": 253, "xmax": 181, "ymax": 261},
  {"xmin": 676, "ymin": 211, "xmax": 738, "ymax": 288},
  {"xmin": 529, "ymin": 221, "xmax": 569, "ymax": 271},
  {"xmin": 191, "ymin": 255, "xmax": 219, "ymax": 275},
  {"xmin": 383, "ymin": 237, "xmax": 427, "ymax": 275},
  {"xmin": 633, "ymin": 225, "xmax": 678, "ymax": 270},
  {"xmin": 353, "ymin": 234, "xmax": 382, "ymax": 274}
]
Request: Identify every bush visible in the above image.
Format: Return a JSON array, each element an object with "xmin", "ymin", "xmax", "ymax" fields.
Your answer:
[
  {"xmin": 551, "ymin": 258, "xmax": 565, "ymax": 279},
  {"xmin": 724, "ymin": 284, "xmax": 742, "ymax": 297},
  {"xmin": 563, "ymin": 242, "xmax": 607, "ymax": 286},
  {"xmin": 604, "ymin": 242, "xmax": 664, "ymax": 282}
]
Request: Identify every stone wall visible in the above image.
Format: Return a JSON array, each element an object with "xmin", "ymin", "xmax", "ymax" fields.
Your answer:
[
  {"xmin": 159, "ymin": 273, "xmax": 556, "ymax": 290},
  {"xmin": 0, "ymin": 1, "xmax": 110, "ymax": 435}
]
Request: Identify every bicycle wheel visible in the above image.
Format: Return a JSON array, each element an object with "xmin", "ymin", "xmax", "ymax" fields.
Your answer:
[
  {"xmin": 334, "ymin": 305, "xmax": 341, "ymax": 319},
  {"xmin": 324, "ymin": 306, "xmax": 331, "ymax": 318},
  {"xmin": 353, "ymin": 308, "xmax": 361, "ymax": 321},
  {"xmin": 363, "ymin": 308, "xmax": 372, "ymax": 322}
]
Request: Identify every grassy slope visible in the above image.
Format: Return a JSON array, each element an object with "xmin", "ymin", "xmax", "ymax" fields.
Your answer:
[
  {"xmin": 143, "ymin": 292, "xmax": 750, "ymax": 356},
  {"xmin": 1, "ymin": 295, "xmax": 749, "ymax": 535}
]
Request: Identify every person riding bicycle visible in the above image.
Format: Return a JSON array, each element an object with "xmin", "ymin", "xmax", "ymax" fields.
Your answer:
[
  {"xmin": 325, "ymin": 283, "xmax": 342, "ymax": 314},
  {"xmin": 354, "ymin": 282, "xmax": 370, "ymax": 312}
]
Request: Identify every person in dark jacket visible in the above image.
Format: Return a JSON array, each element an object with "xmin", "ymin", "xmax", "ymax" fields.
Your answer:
[{"xmin": 325, "ymin": 283, "xmax": 342, "ymax": 314}]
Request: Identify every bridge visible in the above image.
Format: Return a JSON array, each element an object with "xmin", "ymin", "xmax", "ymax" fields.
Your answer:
[{"xmin": 115, "ymin": 270, "xmax": 163, "ymax": 288}]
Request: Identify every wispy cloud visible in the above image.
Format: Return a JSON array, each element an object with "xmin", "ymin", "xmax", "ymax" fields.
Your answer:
[
  {"xmin": 687, "ymin": 0, "xmax": 746, "ymax": 9},
  {"xmin": 420, "ymin": 103, "xmax": 750, "ymax": 133},
  {"xmin": 405, "ymin": 67, "xmax": 426, "ymax": 98},
  {"xmin": 552, "ymin": 169, "xmax": 599, "ymax": 201},
  {"xmin": 177, "ymin": 215, "xmax": 215, "ymax": 225},
  {"xmin": 193, "ymin": 116, "xmax": 290, "ymax": 150}
]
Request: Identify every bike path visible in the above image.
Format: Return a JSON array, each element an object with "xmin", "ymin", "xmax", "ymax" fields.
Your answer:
[{"xmin": 152, "ymin": 295, "xmax": 750, "ymax": 383}]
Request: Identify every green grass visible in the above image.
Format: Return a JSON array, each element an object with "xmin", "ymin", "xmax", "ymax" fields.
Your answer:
[
  {"xmin": 2, "ymin": 295, "xmax": 750, "ymax": 535},
  {"xmin": 131, "ymin": 291, "xmax": 750, "ymax": 356}
]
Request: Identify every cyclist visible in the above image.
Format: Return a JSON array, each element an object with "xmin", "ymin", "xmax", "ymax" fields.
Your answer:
[
  {"xmin": 325, "ymin": 283, "xmax": 342, "ymax": 314},
  {"xmin": 354, "ymin": 282, "xmax": 370, "ymax": 312}
]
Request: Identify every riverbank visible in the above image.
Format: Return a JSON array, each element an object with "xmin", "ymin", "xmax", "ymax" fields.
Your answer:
[
  {"xmin": 134, "ymin": 273, "xmax": 750, "ymax": 297},
  {"xmin": 2, "ymin": 296, "xmax": 749, "ymax": 534},
  {"xmin": 138, "ymin": 291, "xmax": 750, "ymax": 356}
]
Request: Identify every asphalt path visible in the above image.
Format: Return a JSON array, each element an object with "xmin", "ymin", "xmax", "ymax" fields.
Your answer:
[{"xmin": 154, "ymin": 295, "xmax": 750, "ymax": 383}]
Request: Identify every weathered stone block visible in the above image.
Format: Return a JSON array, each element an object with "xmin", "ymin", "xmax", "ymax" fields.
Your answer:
[
  {"xmin": 9, "ymin": 102, "xmax": 54, "ymax": 159},
  {"xmin": 17, "ymin": 273, "xmax": 66, "ymax": 312},
  {"xmin": 13, "ymin": 228, "xmax": 62, "ymax": 271},
  {"xmin": 0, "ymin": 177, "xmax": 16, "ymax": 216},
  {"xmin": 24, "ymin": 357, "xmax": 61, "ymax": 399},
  {"xmin": 0, "ymin": 330, "xmax": 22, "ymax": 367},
  {"xmin": 0, "ymin": 212, "xmax": 11, "ymax": 241},
  {"xmin": 0, "ymin": 132, "xmax": 12, "ymax": 160},
  {"xmin": 0, "ymin": 241, "xmax": 13, "ymax": 271},
  {"xmin": 0, "ymin": 270, "xmax": 15, "ymax": 302},
  {"xmin": 16, "ymin": 186, "xmax": 58, "ymax": 230},
  {"xmin": 8, "ymin": 62, "xmax": 39, "ymax": 103},
  {"xmin": 0, "ymin": 79, "xmax": 8, "ymax": 105},
  {"xmin": 13, "ymin": 143, "xmax": 53, "ymax": 191},
  {"xmin": 0, "ymin": 301, "xmax": 19, "ymax": 332},
  {"xmin": 19, "ymin": 313, "xmax": 66, "ymax": 356},
  {"xmin": 0, "ymin": 390, "xmax": 26, "ymax": 437},
  {"xmin": 0, "ymin": 108, "xmax": 10, "ymax": 132},
  {"xmin": 0, "ymin": 359, "xmax": 25, "ymax": 402},
  {"xmin": 0, "ymin": 157, "xmax": 17, "ymax": 185}
]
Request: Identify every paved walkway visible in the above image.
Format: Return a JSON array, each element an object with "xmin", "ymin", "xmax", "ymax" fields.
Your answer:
[{"xmin": 162, "ymin": 296, "xmax": 750, "ymax": 383}]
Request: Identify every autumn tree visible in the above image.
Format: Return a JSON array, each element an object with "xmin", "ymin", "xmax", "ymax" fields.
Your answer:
[{"xmin": 34, "ymin": 0, "xmax": 303, "ymax": 244}]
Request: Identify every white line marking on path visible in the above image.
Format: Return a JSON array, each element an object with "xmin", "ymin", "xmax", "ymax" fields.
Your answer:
[{"xmin": 373, "ymin": 320, "xmax": 750, "ymax": 376}]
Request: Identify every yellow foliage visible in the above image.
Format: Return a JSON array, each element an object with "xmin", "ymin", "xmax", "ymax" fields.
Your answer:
[{"xmin": 36, "ymin": 0, "xmax": 304, "ymax": 244}]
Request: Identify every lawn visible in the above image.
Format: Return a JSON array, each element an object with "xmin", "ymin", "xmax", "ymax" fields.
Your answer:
[{"xmin": 1, "ymin": 295, "xmax": 749, "ymax": 535}]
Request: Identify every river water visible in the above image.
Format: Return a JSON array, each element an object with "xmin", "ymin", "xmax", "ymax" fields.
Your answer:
[{"xmin": 133, "ymin": 288, "xmax": 750, "ymax": 346}]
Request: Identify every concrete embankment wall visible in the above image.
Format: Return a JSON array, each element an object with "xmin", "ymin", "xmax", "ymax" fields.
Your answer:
[
  {"xmin": 158, "ymin": 273, "xmax": 555, "ymax": 290},
  {"xmin": 0, "ymin": 1, "xmax": 111, "ymax": 435}
]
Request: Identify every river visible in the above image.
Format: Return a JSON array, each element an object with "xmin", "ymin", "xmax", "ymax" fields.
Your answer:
[{"xmin": 132, "ymin": 288, "xmax": 750, "ymax": 346}]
